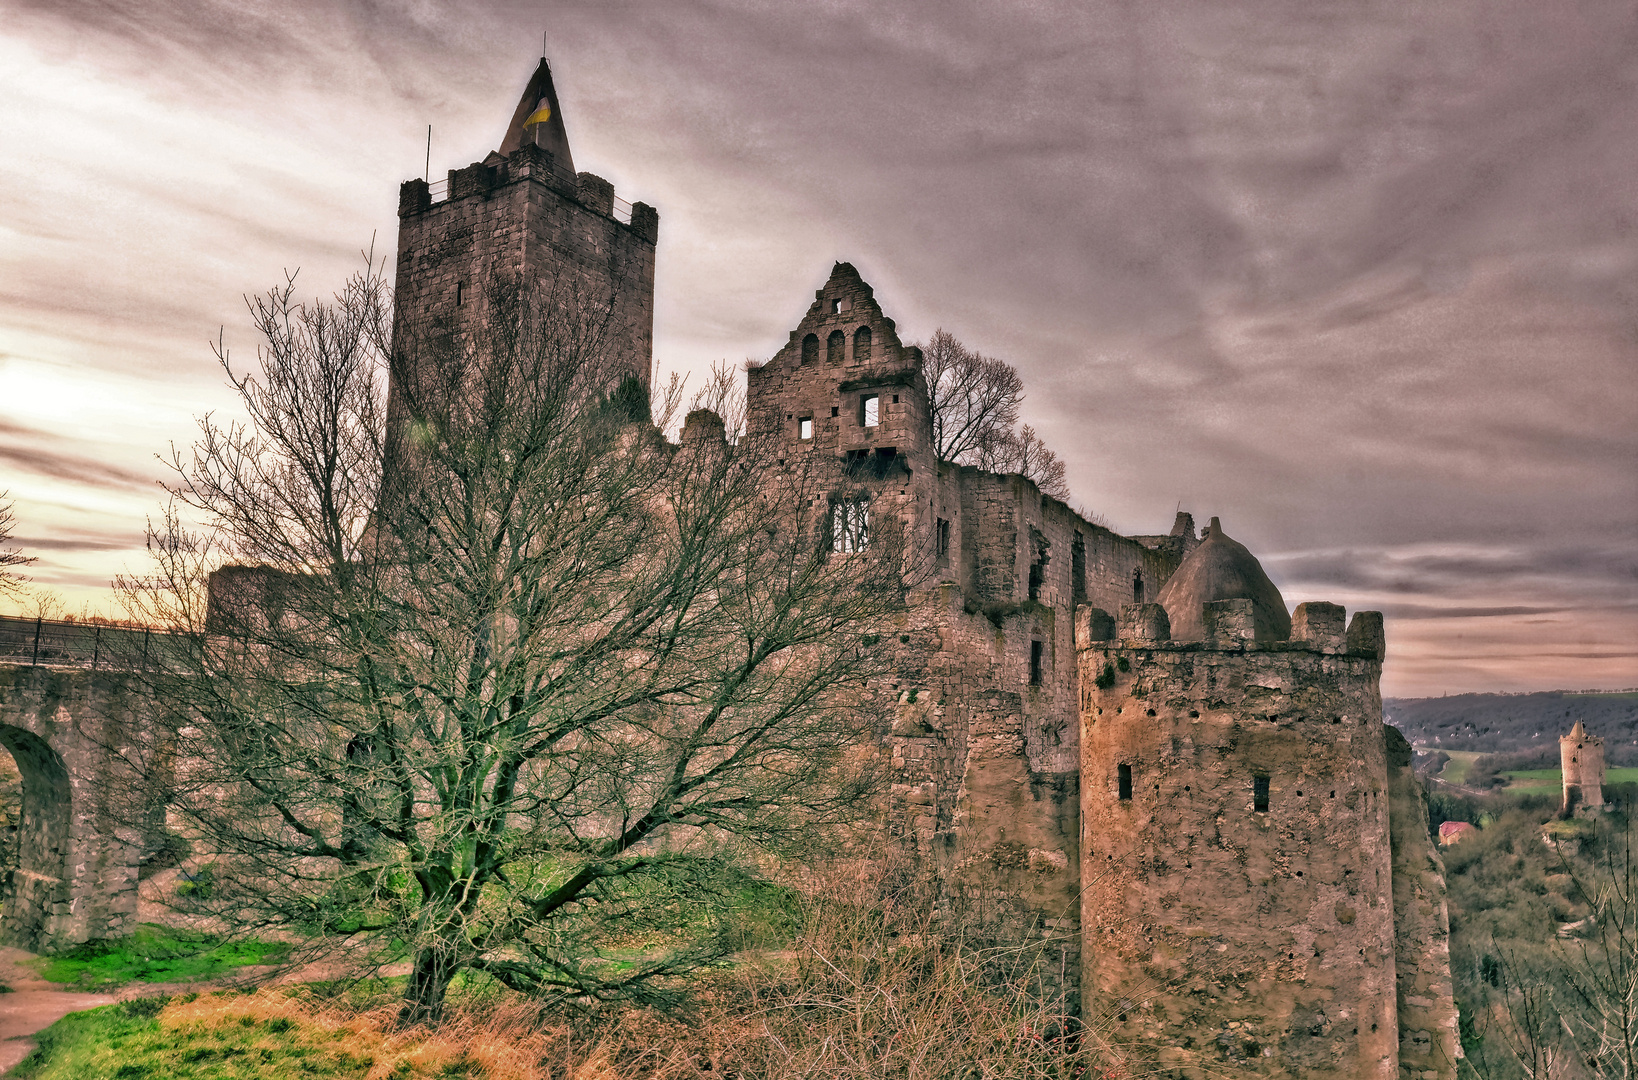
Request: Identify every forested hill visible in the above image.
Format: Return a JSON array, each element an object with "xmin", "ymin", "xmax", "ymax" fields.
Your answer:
[{"xmin": 1385, "ymin": 691, "xmax": 1638, "ymax": 765}]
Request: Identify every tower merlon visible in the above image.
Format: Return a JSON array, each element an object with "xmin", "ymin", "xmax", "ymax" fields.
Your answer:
[{"xmin": 396, "ymin": 144, "xmax": 657, "ymax": 243}]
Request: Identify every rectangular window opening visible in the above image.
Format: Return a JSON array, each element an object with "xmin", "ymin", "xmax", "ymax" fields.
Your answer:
[
  {"xmin": 1117, "ymin": 763, "xmax": 1133, "ymax": 801},
  {"xmin": 1030, "ymin": 640, "xmax": 1044, "ymax": 685},
  {"xmin": 861, "ymin": 394, "xmax": 880, "ymax": 427},
  {"xmin": 1072, "ymin": 534, "xmax": 1087, "ymax": 604},
  {"xmin": 798, "ymin": 417, "xmax": 813, "ymax": 440},
  {"xmin": 935, "ymin": 517, "xmax": 951, "ymax": 560},
  {"xmin": 831, "ymin": 406, "xmax": 840, "ymax": 417},
  {"xmin": 455, "ymin": 281, "xmax": 465, "ymax": 306},
  {"xmin": 832, "ymin": 498, "xmax": 870, "ymax": 553},
  {"xmin": 1254, "ymin": 775, "xmax": 1270, "ymax": 813}
]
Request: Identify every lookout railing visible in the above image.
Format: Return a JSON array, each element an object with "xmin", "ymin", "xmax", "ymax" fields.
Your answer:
[{"xmin": 0, "ymin": 615, "xmax": 168, "ymax": 671}]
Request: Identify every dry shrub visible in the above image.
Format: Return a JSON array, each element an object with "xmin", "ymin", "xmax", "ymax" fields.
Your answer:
[{"xmin": 160, "ymin": 855, "xmax": 1129, "ymax": 1079}]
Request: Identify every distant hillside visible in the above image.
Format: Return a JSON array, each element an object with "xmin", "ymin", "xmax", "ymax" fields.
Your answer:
[{"xmin": 1385, "ymin": 691, "xmax": 1638, "ymax": 766}]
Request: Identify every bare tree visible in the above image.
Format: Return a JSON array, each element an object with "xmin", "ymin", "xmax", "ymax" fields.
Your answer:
[
  {"xmin": 686, "ymin": 358, "xmax": 748, "ymax": 442},
  {"xmin": 974, "ymin": 424, "xmax": 1072, "ymax": 502},
  {"xmin": 921, "ymin": 329, "xmax": 1022, "ymax": 464},
  {"xmin": 1556, "ymin": 815, "xmax": 1638, "ymax": 1079},
  {"xmin": 120, "ymin": 264, "xmax": 902, "ymax": 1023},
  {"xmin": 919, "ymin": 330, "xmax": 1071, "ymax": 500},
  {"xmin": 0, "ymin": 494, "xmax": 33, "ymax": 600}
]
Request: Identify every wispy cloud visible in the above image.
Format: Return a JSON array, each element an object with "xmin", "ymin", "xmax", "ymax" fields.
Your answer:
[{"xmin": 0, "ymin": 0, "xmax": 1632, "ymax": 694}]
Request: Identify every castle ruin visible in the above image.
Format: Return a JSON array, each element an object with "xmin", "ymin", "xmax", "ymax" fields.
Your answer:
[
  {"xmin": 1561, "ymin": 719, "xmax": 1607, "ymax": 817},
  {"xmin": 388, "ymin": 59, "xmax": 1461, "ymax": 1079}
]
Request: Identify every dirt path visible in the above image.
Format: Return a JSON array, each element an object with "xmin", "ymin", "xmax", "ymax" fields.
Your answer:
[{"xmin": 0, "ymin": 948, "xmax": 115, "ymax": 1073}]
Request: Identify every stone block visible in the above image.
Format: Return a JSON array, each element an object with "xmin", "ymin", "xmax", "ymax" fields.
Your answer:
[
  {"xmin": 1291, "ymin": 601, "xmax": 1346, "ymax": 652},
  {"xmin": 1075, "ymin": 605, "xmax": 1115, "ymax": 647},
  {"xmin": 398, "ymin": 179, "xmax": 431, "ymax": 217},
  {"xmin": 1202, "ymin": 598, "xmax": 1255, "ymax": 645},
  {"xmin": 576, "ymin": 172, "xmax": 614, "ymax": 215},
  {"xmin": 1347, "ymin": 610, "xmax": 1386, "ymax": 660},
  {"xmin": 1118, "ymin": 603, "xmax": 1170, "ymax": 644}
]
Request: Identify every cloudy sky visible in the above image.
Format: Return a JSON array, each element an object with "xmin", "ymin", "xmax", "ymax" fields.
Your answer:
[{"xmin": 1, "ymin": 0, "xmax": 1634, "ymax": 697}]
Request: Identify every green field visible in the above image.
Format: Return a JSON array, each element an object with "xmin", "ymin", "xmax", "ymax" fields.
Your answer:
[
  {"xmin": 1501, "ymin": 766, "xmax": 1638, "ymax": 795},
  {"xmin": 1434, "ymin": 750, "xmax": 1485, "ymax": 786}
]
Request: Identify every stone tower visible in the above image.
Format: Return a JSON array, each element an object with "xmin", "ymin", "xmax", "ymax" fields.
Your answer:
[
  {"xmin": 391, "ymin": 58, "xmax": 659, "ymax": 406},
  {"xmin": 1561, "ymin": 720, "xmax": 1606, "ymax": 816},
  {"xmin": 1075, "ymin": 520, "xmax": 1457, "ymax": 1079}
]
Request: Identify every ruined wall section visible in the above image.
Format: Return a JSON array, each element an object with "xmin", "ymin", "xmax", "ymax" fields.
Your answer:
[
  {"xmin": 1386, "ymin": 727, "xmax": 1461, "ymax": 1080},
  {"xmin": 394, "ymin": 142, "xmax": 658, "ymax": 398},
  {"xmin": 1077, "ymin": 601, "xmax": 1402, "ymax": 1079},
  {"xmin": 0, "ymin": 664, "xmax": 142, "ymax": 950},
  {"xmin": 745, "ymin": 262, "xmax": 1196, "ymax": 1022}
]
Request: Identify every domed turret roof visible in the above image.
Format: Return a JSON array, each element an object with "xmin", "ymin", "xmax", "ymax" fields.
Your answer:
[{"xmin": 1155, "ymin": 517, "xmax": 1291, "ymax": 642}]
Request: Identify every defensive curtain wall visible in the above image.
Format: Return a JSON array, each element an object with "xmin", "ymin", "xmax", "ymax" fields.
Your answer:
[{"xmin": 0, "ymin": 617, "xmax": 147, "ymax": 950}]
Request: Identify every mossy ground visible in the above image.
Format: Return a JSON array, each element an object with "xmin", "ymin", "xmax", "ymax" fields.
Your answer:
[
  {"xmin": 28, "ymin": 925, "xmax": 288, "ymax": 990},
  {"xmin": 5, "ymin": 998, "xmax": 414, "ymax": 1080}
]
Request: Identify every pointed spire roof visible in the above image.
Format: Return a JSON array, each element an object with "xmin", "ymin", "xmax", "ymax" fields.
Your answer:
[
  {"xmin": 499, "ymin": 58, "xmax": 575, "ymax": 173},
  {"xmin": 1569, "ymin": 720, "xmax": 1587, "ymax": 740},
  {"xmin": 1154, "ymin": 517, "xmax": 1292, "ymax": 642}
]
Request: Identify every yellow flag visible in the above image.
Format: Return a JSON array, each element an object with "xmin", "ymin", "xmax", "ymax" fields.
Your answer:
[{"xmin": 523, "ymin": 100, "xmax": 552, "ymax": 128}]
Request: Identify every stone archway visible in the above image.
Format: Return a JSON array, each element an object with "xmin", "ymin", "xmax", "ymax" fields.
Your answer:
[
  {"xmin": 0, "ymin": 727, "xmax": 71, "ymax": 950},
  {"xmin": 0, "ymin": 665, "xmax": 141, "ymax": 950}
]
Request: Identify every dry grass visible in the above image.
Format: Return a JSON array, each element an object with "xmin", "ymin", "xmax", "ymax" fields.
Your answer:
[{"xmin": 140, "ymin": 857, "xmax": 1128, "ymax": 1079}]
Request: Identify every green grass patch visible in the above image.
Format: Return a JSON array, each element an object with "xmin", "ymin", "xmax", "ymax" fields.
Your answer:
[
  {"xmin": 1434, "ymin": 750, "xmax": 1485, "ymax": 786},
  {"xmin": 1500, "ymin": 766, "xmax": 1638, "ymax": 796},
  {"xmin": 28, "ymin": 925, "xmax": 289, "ymax": 990},
  {"xmin": 5, "ymin": 998, "xmax": 411, "ymax": 1080}
]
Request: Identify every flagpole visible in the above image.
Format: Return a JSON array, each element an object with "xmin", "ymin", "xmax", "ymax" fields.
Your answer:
[{"xmin": 425, "ymin": 125, "xmax": 431, "ymax": 183}]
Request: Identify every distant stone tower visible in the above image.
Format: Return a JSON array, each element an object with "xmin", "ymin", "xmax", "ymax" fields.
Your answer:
[
  {"xmin": 1076, "ymin": 519, "xmax": 1457, "ymax": 1080},
  {"xmin": 1561, "ymin": 720, "xmax": 1606, "ymax": 816},
  {"xmin": 391, "ymin": 58, "xmax": 659, "ymax": 406}
]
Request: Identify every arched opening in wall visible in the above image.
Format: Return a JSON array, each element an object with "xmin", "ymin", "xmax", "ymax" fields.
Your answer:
[
  {"xmin": 827, "ymin": 330, "xmax": 845, "ymax": 364},
  {"xmin": 801, "ymin": 333, "xmax": 819, "ymax": 364},
  {"xmin": 853, "ymin": 325, "xmax": 872, "ymax": 362},
  {"xmin": 0, "ymin": 728, "xmax": 70, "ymax": 950}
]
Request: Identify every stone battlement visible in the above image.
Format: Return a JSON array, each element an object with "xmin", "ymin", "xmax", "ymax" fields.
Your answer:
[
  {"xmin": 397, "ymin": 144, "xmax": 659, "ymax": 244},
  {"xmin": 1076, "ymin": 599, "xmax": 1386, "ymax": 659}
]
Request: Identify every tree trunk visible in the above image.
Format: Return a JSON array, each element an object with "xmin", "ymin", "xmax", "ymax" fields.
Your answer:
[{"xmin": 400, "ymin": 942, "xmax": 458, "ymax": 1025}]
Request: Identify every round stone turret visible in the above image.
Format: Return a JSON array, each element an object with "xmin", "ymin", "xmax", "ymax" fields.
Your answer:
[
  {"xmin": 1153, "ymin": 516, "xmax": 1291, "ymax": 642},
  {"xmin": 1561, "ymin": 720, "xmax": 1606, "ymax": 816}
]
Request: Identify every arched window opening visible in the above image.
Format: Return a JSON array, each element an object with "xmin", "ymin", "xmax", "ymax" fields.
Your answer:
[
  {"xmin": 854, "ymin": 325, "xmax": 872, "ymax": 363},
  {"xmin": 801, "ymin": 333, "xmax": 819, "ymax": 365},
  {"xmin": 827, "ymin": 330, "xmax": 845, "ymax": 364}
]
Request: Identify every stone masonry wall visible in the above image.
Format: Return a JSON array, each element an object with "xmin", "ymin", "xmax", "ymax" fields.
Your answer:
[
  {"xmin": 746, "ymin": 263, "xmax": 1195, "ymax": 1020},
  {"xmin": 0, "ymin": 664, "xmax": 141, "ymax": 950},
  {"xmin": 1386, "ymin": 727, "xmax": 1461, "ymax": 1080},
  {"xmin": 394, "ymin": 143, "xmax": 657, "ymax": 397}
]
